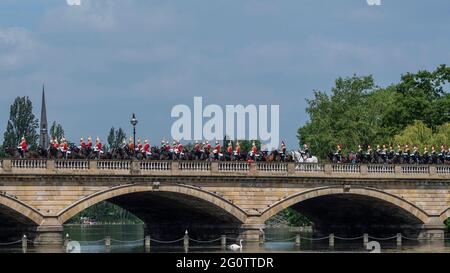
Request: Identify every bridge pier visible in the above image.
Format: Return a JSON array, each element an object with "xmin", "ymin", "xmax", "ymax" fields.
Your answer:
[
  {"xmin": 419, "ymin": 217, "xmax": 446, "ymax": 245},
  {"xmin": 239, "ymin": 216, "xmax": 265, "ymax": 242},
  {"xmin": 34, "ymin": 218, "xmax": 63, "ymax": 247}
]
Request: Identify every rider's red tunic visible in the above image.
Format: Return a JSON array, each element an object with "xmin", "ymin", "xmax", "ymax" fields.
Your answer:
[
  {"xmin": 194, "ymin": 144, "xmax": 200, "ymax": 151},
  {"xmin": 63, "ymin": 143, "xmax": 68, "ymax": 152},
  {"xmin": 215, "ymin": 145, "xmax": 221, "ymax": 153},
  {"xmin": 252, "ymin": 146, "xmax": 257, "ymax": 154},
  {"xmin": 21, "ymin": 140, "xmax": 27, "ymax": 152},
  {"xmin": 178, "ymin": 144, "xmax": 183, "ymax": 152},
  {"xmin": 236, "ymin": 146, "xmax": 241, "ymax": 154},
  {"xmin": 227, "ymin": 146, "xmax": 233, "ymax": 154},
  {"xmin": 144, "ymin": 143, "xmax": 150, "ymax": 153},
  {"xmin": 129, "ymin": 143, "xmax": 135, "ymax": 150},
  {"xmin": 81, "ymin": 141, "xmax": 86, "ymax": 149},
  {"xmin": 88, "ymin": 141, "xmax": 92, "ymax": 149},
  {"xmin": 97, "ymin": 142, "xmax": 102, "ymax": 151},
  {"xmin": 138, "ymin": 144, "xmax": 143, "ymax": 151}
]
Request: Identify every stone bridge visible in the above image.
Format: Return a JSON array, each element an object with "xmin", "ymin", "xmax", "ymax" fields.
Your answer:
[{"xmin": 0, "ymin": 159, "xmax": 449, "ymax": 245}]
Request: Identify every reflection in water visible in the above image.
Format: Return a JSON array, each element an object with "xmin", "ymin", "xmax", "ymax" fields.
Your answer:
[{"xmin": 0, "ymin": 225, "xmax": 449, "ymax": 253}]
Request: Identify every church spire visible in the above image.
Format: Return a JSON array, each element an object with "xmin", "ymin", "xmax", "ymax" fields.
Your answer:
[{"xmin": 39, "ymin": 84, "xmax": 49, "ymax": 148}]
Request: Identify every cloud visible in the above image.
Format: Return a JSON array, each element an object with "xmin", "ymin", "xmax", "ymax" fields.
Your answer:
[{"xmin": 0, "ymin": 27, "xmax": 40, "ymax": 71}]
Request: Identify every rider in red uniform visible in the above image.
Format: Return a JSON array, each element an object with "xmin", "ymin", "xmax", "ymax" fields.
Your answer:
[
  {"xmin": 129, "ymin": 137, "xmax": 135, "ymax": 151},
  {"xmin": 80, "ymin": 137, "xmax": 86, "ymax": 149},
  {"xmin": 205, "ymin": 141, "xmax": 211, "ymax": 154},
  {"xmin": 236, "ymin": 141, "xmax": 241, "ymax": 155},
  {"xmin": 144, "ymin": 139, "xmax": 150, "ymax": 153},
  {"xmin": 87, "ymin": 137, "xmax": 93, "ymax": 149},
  {"xmin": 194, "ymin": 141, "xmax": 201, "ymax": 152},
  {"xmin": 137, "ymin": 138, "xmax": 143, "ymax": 152},
  {"xmin": 96, "ymin": 137, "xmax": 102, "ymax": 152},
  {"xmin": 214, "ymin": 141, "xmax": 221, "ymax": 160},
  {"xmin": 227, "ymin": 141, "xmax": 233, "ymax": 155},
  {"xmin": 53, "ymin": 138, "xmax": 59, "ymax": 150},
  {"xmin": 178, "ymin": 142, "xmax": 183, "ymax": 153},
  {"xmin": 20, "ymin": 136, "xmax": 27, "ymax": 158}
]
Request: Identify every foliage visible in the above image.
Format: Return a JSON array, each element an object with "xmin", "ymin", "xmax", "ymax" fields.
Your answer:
[
  {"xmin": 3, "ymin": 97, "xmax": 39, "ymax": 150},
  {"xmin": 237, "ymin": 140, "xmax": 261, "ymax": 154},
  {"xmin": 67, "ymin": 201, "xmax": 143, "ymax": 224},
  {"xmin": 298, "ymin": 65, "xmax": 450, "ymax": 159},
  {"xmin": 107, "ymin": 127, "xmax": 127, "ymax": 148},
  {"xmin": 392, "ymin": 120, "xmax": 450, "ymax": 148},
  {"xmin": 280, "ymin": 208, "xmax": 312, "ymax": 227},
  {"xmin": 0, "ymin": 145, "xmax": 4, "ymax": 158},
  {"xmin": 50, "ymin": 121, "xmax": 65, "ymax": 141}
]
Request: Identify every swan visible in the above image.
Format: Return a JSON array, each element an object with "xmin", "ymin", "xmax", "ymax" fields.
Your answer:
[{"xmin": 228, "ymin": 239, "xmax": 243, "ymax": 251}]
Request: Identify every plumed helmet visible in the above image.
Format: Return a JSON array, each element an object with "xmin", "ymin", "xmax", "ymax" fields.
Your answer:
[{"xmin": 145, "ymin": 139, "xmax": 148, "ymax": 143}]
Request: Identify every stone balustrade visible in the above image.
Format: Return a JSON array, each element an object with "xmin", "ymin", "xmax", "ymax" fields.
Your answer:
[
  {"xmin": 0, "ymin": 159, "xmax": 449, "ymax": 179},
  {"xmin": 140, "ymin": 161, "xmax": 171, "ymax": 171},
  {"xmin": 55, "ymin": 160, "xmax": 89, "ymax": 170},
  {"xmin": 179, "ymin": 161, "xmax": 210, "ymax": 171},
  {"xmin": 218, "ymin": 162, "xmax": 250, "ymax": 172}
]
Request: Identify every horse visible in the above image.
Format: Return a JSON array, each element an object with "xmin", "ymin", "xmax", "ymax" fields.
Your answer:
[{"xmin": 292, "ymin": 151, "xmax": 318, "ymax": 163}]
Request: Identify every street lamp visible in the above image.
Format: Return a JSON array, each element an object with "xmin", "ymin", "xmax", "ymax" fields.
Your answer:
[{"xmin": 130, "ymin": 113, "xmax": 138, "ymax": 151}]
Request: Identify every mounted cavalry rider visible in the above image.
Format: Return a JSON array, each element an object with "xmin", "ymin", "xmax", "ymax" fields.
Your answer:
[
  {"xmin": 80, "ymin": 137, "xmax": 86, "ymax": 150},
  {"xmin": 439, "ymin": 145, "xmax": 446, "ymax": 163},
  {"xmin": 423, "ymin": 146, "xmax": 430, "ymax": 164},
  {"xmin": 431, "ymin": 145, "xmax": 438, "ymax": 164},
  {"xmin": 249, "ymin": 141, "xmax": 258, "ymax": 161},
  {"xmin": 61, "ymin": 137, "xmax": 69, "ymax": 159},
  {"xmin": 213, "ymin": 141, "xmax": 221, "ymax": 160},
  {"xmin": 205, "ymin": 140, "xmax": 211, "ymax": 154},
  {"xmin": 137, "ymin": 138, "xmax": 143, "ymax": 153},
  {"xmin": 129, "ymin": 137, "xmax": 135, "ymax": 153},
  {"xmin": 87, "ymin": 136, "xmax": 93, "ymax": 150},
  {"xmin": 144, "ymin": 139, "xmax": 151, "ymax": 158},
  {"xmin": 227, "ymin": 141, "xmax": 233, "ymax": 159},
  {"xmin": 280, "ymin": 141, "xmax": 287, "ymax": 161},
  {"xmin": 94, "ymin": 137, "xmax": 103, "ymax": 158},
  {"xmin": 235, "ymin": 141, "xmax": 241, "ymax": 160},
  {"xmin": 335, "ymin": 144, "xmax": 342, "ymax": 163},
  {"xmin": 19, "ymin": 136, "xmax": 27, "ymax": 158}
]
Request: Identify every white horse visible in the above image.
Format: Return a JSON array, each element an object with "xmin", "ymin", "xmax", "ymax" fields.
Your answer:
[{"xmin": 291, "ymin": 151, "xmax": 318, "ymax": 163}]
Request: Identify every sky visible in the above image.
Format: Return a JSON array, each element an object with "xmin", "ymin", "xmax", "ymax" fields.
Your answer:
[{"xmin": 0, "ymin": 0, "xmax": 449, "ymax": 148}]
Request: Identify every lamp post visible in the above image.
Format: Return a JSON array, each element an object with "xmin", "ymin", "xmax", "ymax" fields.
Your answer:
[{"xmin": 130, "ymin": 113, "xmax": 138, "ymax": 153}]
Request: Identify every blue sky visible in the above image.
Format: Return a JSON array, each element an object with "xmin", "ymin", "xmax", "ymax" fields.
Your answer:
[{"xmin": 1, "ymin": 0, "xmax": 449, "ymax": 148}]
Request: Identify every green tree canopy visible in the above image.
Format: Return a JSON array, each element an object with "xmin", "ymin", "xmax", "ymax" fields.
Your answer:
[
  {"xmin": 107, "ymin": 127, "xmax": 127, "ymax": 148},
  {"xmin": 50, "ymin": 121, "xmax": 65, "ymax": 141},
  {"xmin": 3, "ymin": 96, "xmax": 39, "ymax": 150},
  {"xmin": 298, "ymin": 65, "xmax": 450, "ymax": 159}
]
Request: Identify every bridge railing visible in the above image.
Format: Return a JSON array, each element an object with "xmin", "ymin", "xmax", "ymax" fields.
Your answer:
[
  {"xmin": 218, "ymin": 162, "xmax": 250, "ymax": 172},
  {"xmin": 11, "ymin": 159, "xmax": 47, "ymax": 169},
  {"xmin": 437, "ymin": 165, "xmax": 450, "ymax": 174},
  {"xmin": 97, "ymin": 160, "xmax": 131, "ymax": 170},
  {"xmin": 0, "ymin": 159, "xmax": 449, "ymax": 179},
  {"xmin": 140, "ymin": 161, "xmax": 171, "ymax": 171},
  {"xmin": 257, "ymin": 162, "xmax": 288, "ymax": 172},
  {"xmin": 55, "ymin": 160, "xmax": 89, "ymax": 170},
  {"xmin": 179, "ymin": 161, "xmax": 211, "ymax": 172},
  {"xmin": 295, "ymin": 163, "xmax": 325, "ymax": 173},
  {"xmin": 332, "ymin": 164, "xmax": 360, "ymax": 173}
]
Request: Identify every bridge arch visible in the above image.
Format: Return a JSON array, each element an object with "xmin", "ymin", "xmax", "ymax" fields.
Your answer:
[
  {"xmin": 0, "ymin": 194, "xmax": 44, "ymax": 225},
  {"xmin": 260, "ymin": 186, "xmax": 430, "ymax": 224},
  {"xmin": 57, "ymin": 184, "xmax": 248, "ymax": 224}
]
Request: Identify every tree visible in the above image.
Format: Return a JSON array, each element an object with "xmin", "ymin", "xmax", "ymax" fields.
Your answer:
[
  {"xmin": 393, "ymin": 120, "xmax": 434, "ymax": 147},
  {"xmin": 50, "ymin": 121, "xmax": 65, "ymax": 141},
  {"xmin": 392, "ymin": 121, "xmax": 450, "ymax": 148},
  {"xmin": 297, "ymin": 75, "xmax": 384, "ymax": 159},
  {"xmin": 237, "ymin": 140, "xmax": 261, "ymax": 153},
  {"xmin": 107, "ymin": 127, "xmax": 127, "ymax": 148},
  {"xmin": 389, "ymin": 64, "xmax": 450, "ymax": 131},
  {"xmin": 3, "ymin": 97, "xmax": 39, "ymax": 150}
]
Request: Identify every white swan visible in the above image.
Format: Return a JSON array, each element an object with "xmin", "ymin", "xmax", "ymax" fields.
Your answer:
[{"xmin": 228, "ymin": 239, "xmax": 243, "ymax": 251}]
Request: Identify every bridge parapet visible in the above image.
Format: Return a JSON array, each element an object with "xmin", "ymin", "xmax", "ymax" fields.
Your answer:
[{"xmin": 0, "ymin": 159, "xmax": 449, "ymax": 179}]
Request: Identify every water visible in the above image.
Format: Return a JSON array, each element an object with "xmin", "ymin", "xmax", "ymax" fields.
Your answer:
[{"xmin": 1, "ymin": 225, "xmax": 449, "ymax": 253}]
